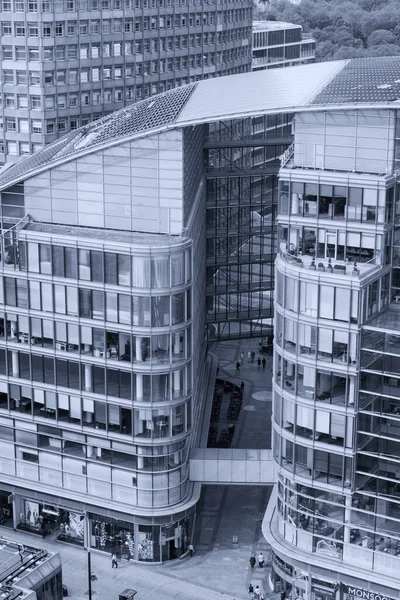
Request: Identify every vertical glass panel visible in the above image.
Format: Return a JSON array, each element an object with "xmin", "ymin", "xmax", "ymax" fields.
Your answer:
[
  {"xmin": 118, "ymin": 255, "xmax": 130, "ymax": 286},
  {"xmin": 106, "ymin": 292, "xmax": 118, "ymax": 322},
  {"xmin": 118, "ymin": 294, "xmax": 131, "ymax": 324},
  {"xmin": 79, "ymin": 249, "xmax": 91, "ymax": 280},
  {"xmin": 151, "ymin": 255, "xmax": 170, "ymax": 288},
  {"xmin": 52, "ymin": 246, "xmax": 65, "ymax": 277},
  {"xmin": 39, "ymin": 244, "xmax": 52, "ymax": 274},
  {"xmin": 92, "ymin": 291, "xmax": 104, "ymax": 320},
  {"xmin": 65, "ymin": 247, "xmax": 78, "ymax": 279},
  {"xmin": 67, "ymin": 287, "xmax": 78, "ymax": 316},
  {"xmin": 105, "ymin": 253, "xmax": 117, "ymax": 285},
  {"xmin": 28, "ymin": 243, "xmax": 39, "ymax": 273},
  {"xmin": 41, "ymin": 283, "xmax": 53, "ymax": 312},
  {"xmin": 132, "ymin": 256, "xmax": 150, "ymax": 288},
  {"xmin": 54, "ymin": 285, "xmax": 66, "ymax": 314},
  {"xmin": 91, "ymin": 251, "xmax": 103, "ymax": 282},
  {"xmin": 171, "ymin": 253, "xmax": 184, "ymax": 286}
]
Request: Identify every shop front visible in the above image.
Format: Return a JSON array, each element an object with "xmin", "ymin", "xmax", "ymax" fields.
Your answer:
[
  {"xmin": 15, "ymin": 496, "xmax": 84, "ymax": 546},
  {"xmin": 0, "ymin": 490, "xmax": 13, "ymax": 527},
  {"xmin": 311, "ymin": 580, "xmax": 337, "ymax": 600},
  {"xmin": 89, "ymin": 511, "xmax": 192, "ymax": 563},
  {"xmin": 270, "ymin": 553, "xmax": 294, "ymax": 594},
  {"xmin": 342, "ymin": 585, "xmax": 396, "ymax": 600}
]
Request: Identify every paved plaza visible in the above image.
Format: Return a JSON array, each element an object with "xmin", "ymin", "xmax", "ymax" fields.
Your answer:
[{"xmin": 1, "ymin": 339, "xmax": 275, "ymax": 600}]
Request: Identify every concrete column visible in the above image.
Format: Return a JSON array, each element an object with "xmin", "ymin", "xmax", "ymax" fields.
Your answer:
[
  {"xmin": 135, "ymin": 336, "xmax": 142, "ymax": 362},
  {"xmin": 137, "ymin": 455, "xmax": 144, "ymax": 469},
  {"xmin": 87, "ymin": 445, "xmax": 94, "ymax": 458},
  {"xmin": 85, "ymin": 364, "xmax": 93, "ymax": 392},
  {"xmin": 344, "ymin": 495, "xmax": 352, "ymax": 544},
  {"xmin": 12, "ymin": 350, "xmax": 19, "ymax": 377},
  {"xmin": 136, "ymin": 373, "xmax": 143, "ymax": 399}
]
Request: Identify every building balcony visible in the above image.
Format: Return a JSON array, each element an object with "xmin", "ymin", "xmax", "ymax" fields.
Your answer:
[{"xmin": 277, "ymin": 247, "xmax": 383, "ymax": 281}]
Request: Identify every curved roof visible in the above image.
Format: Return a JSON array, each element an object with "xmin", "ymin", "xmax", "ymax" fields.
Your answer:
[{"xmin": 2, "ymin": 56, "xmax": 400, "ymax": 191}]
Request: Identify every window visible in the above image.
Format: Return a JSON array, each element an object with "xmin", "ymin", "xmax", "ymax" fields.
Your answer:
[
  {"xmin": 91, "ymin": 45, "xmax": 99, "ymax": 58},
  {"xmin": 43, "ymin": 24, "xmax": 52, "ymax": 37},
  {"xmin": 2, "ymin": 46, "xmax": 13, "ymax": 60},
  {"xmin": 1, "ymin": 0, "xmax": 11, "ymax": 10},
  {"xmin": 5, "ymin": 95, "xmax": 15, "ymax": 108},
  {"xmin": 46, "ymin": 121, "xmax": 54, "ymax": 133},
  {"xmin": 58, "ymin": 120, "xmax": 66, "ymax": 132},
  {"xmin": 80, "ymin": 69, "xmax": 89, "ymax": 82},
  {"xmin": 44, "ymin": 48, "xmax": 53, "ymax": 61},
  {"xmin": 3, "ymin": 70, "xmax": 13, "ymax": 84},
  {"xmin": 55, "ymin": 23, "xmax": 64, "ymax": 36},
  {"xmin": 7, "ymin": 142, "xmax": 17, "ymax": 155},
  {"xmin": 30, "ymin": 96, "xmax": 41, "ymax": 109},
  {"xmin": 45, "ymin": 96, "xmax": 54, "ymax": 109},
  {"xmin": 57, "ymin": 95, "xmax": 66, "ymax": 108},
  {"xmin": 56, "ymin": 70, "xmax": 66, "ymax": 83},
  {"xmin": 44, "ymin": 72, "xmax": 54, "ymax": 85},
  {"xmin": 67, "ymin": 22, "xmax": 76, "ymax": 35},
  {"xmin": 20, "ymin": 142, "xmax": 30, "ymax": 156},
  {"xmin": 28, "ymin": 23, "xmax": 39, "ymax": 36},
  {"xmin": 80, "ymin": 45, "xmax": 89, "ymax": 59},
  {"xmin": 68, "ymin": 69, "xmax": 78, "ymax": 83},
  {"xmin": 79, "ymin": 21, "xmax": 88, "ymax": 35},
  {"xmin": 28, "ymin": 48, "xmax": 39, "ymax": 61},
  {"xmin": 14, "ymin": 0, "xmax": 25, "ymax": 9},
  {"xmin": 55, "ymin": 47, "xmax": 64, "ymax": 60},
  {"xmin": 16, "ymin": 71, "xmax": 27, "ymax": 84},
  {"xmin": 18, "ymin": 96, "xmax": 28, "ymax": 109},
  {"xmin": 16, "ymin": 23, "xmax": 26, "ymax": 36},
  {"xmin": 32, "ymin": 120, "xmax": 42, "ymax": 133},
  {"xmin": 103, "ymin": 68, "xmax": 111, "ymax": 79},
  {"xmin": 68, "ymin": 46, "xmax": 77, "ymax": 59},
  {"xmin": 1, "ymin": 23, "xmax": 12, "ymax": 36}
]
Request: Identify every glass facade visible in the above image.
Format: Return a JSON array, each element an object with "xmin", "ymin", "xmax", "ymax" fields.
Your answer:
[
  {"xmin": 271, "ymin": 107, "xmax": 400, "ymax": 587},
  {"xmin": 205, "ymin": 113, "xmax": 293, "ymax": 340},
  {"xmin": 0, "ymin": 219, "xmax": 193, "ymax": 513}
]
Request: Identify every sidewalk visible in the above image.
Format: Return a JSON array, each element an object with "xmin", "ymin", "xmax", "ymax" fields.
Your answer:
[{"xmin": 1, "ymin": 339, "xmax": 275, "ymax": 600}]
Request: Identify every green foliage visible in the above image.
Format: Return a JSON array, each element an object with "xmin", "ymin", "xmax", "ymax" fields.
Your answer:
[{"xmin": 260, "ymin": 0, "xmax": 400, "ymax": 61}]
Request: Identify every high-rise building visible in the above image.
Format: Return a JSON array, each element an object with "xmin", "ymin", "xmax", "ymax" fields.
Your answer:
[
  {"xmin": 1, "ymin": 57, "xmax": 400, "ymax": 586},
  {"xmin": 266, "ymin": 57, "xmax": 400, "ymax": 599},
  {"xmin": 0, "ymin": 0, "xmax": 252, "ymax": 164},
  {"xmin": 252, "ymin": 21, "xmax": 315, "ymax": 71}
]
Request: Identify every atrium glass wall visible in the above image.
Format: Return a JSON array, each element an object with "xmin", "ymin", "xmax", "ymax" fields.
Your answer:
[{"xmin": 205, "ymin": 113, "xmax": 293, "ymax": 340}]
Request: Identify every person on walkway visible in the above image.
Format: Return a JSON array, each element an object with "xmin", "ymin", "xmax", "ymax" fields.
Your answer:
[
  {"xmin": 247, "ymin": 350, "xmax": 251, "ymax": 363},
  {"xmin": 240, "ymin": 381, "xmax": 245, "ymax": 393},
  {"xmin": 254, "ymin": 586, "xmax": 261, "ymax": 599},
  {"xmin": 18, "ymin": 544, "xmax": 24, "ymax": 563},
  {"xmin": 188, "ymin": 543, "xmax": 195, "ymax": 557},
  {"xmin": 248, "ymin": 583, "xmax": 254, "ymax": 599},
  {"xmin": 258, "ymin": 551, "xmax": 264, "ymax": 568},
  {"xmin": 281, "ymin": 590, "xmax": 287, "ymax": 600},
  {"xmin": 251, "ymin": 351, "xmax": 255, "ymax": 363},
  {"xmin": 257, "ymin": 357, "xmax": 261, "ymax": 368},
  {"xmin": 262, "ymin": 357, "xmax": 266, "ymax": 370},
  {"xmin": 236, "ymin": 361, "xmax": 240, "ymax": 372},
  {"xmin": 249, "ymin": 554, "xmax": 256, "ymax": 570},
  {"xmin": 111, "ymin": 552, "xmax": 118, "ymax": 569},
  {"xmin": 240, "ymin": 351, "xmax": 245, "ymax": 364}
]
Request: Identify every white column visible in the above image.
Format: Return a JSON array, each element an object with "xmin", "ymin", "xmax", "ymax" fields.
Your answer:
[
  {"xmin": 135, "ymin": 336, "xmax": 142, "ymax": 361},
  {"xmin": 137, "ymin": 455, "xmax": 144, "ymax": 469},
  {"xmin": 10, "ymin": 318, "xmax": 17, "ymax": 339},
  {"xmin": 174, "ymin": 369, "xmax": 181, "ymax": 393},
  {"xmin": 87, "ymin": 445, "xmax": 94, "ymax": 458},
  {"xmin": 291, "ymin": 193, "xmax": 299, "ymax": 214},
  {"xmin": 136, "ymin": 373, "xmax": 143, "ymax": 399},
  {"xmin": 344, "ymin": 495, "xmax": 352, "ymax": 544},
  {"xmin": 173, "ymin": 333, "xmax": 180, "ymax": 356},
  {"xmin": 85, "ymin": 364, "xmax": 93, "ymax": 392},
  {"xmin": 12, "ymin": 350, "xmax": 19, "ymax": 377},
  {"xmin": 348, "ymin": 377, "xmax": 355, "ymax": 405}
]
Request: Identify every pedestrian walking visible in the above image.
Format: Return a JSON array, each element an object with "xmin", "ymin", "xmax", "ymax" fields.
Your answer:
[
  {"xmin": 236, "ymin": 361, "xmax": 240, "ymax": 373},
  {"xmin": 254, "ymin": 586, "xmax": 261, "ymax": 599},
  {"xmin": 281, "ymin": 591, "xmax": 287, "ymax": 600},
  {"xmin": 247, "ymin": 350, "xmax": 251, "ymax": 363},
  {"xmin": 188, "ymin": 543, "xmax": 195, "ymax": 557},
  {"xmin": 248, "ymin": 583, "xmax": 254, "ymax": 599},
  {"xmin": 18, "ymin": 544, "xmax": 24, "ymax": 563},
  {"xmin": 257, "ymin": 357, "xmax": 261, "ymax": 368},
  {"xmin": 240, "ymin": 351, "xmax": 245, "ymax": 364},
  {"xmin": 240, "ymin": 381, "xmax": 245, "ymax": 393},
  {"xmin": 262, "ymin": 357, "xmax": 266, "ymax": 370},
  {"xmin": 251, "ymin": 351, "xmax": 255, "ymax": 363},
  {"xmin": 258, "ymin": 551, "xmax": 264, "ymax": 568},
  {"xmin": 111, "ymin": 552, "xmax": 118, "ymax": 569},
  {"xmin": 249, "ymin": 554, "xmax": 256, "ymax": 570}
]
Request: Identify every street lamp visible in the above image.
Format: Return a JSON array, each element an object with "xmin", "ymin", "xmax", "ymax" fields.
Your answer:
[{"xmin": 80, "ymin": 515, "xmax": 92, "ymax": 600}]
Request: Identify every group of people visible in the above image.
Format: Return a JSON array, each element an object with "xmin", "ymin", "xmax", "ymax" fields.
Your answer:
[
  {"xmin": 236, "ymin": 352, "xmax": 267, "ymax": 373},
  {"xmin": 248, "ymin": 583, "xmax": 265, "ymax": 600},
  {"xmin": 247, "ymin": 553, "xmax": 266, "ymax": 599}
]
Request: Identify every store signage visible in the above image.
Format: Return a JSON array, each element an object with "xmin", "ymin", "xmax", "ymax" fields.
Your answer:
[
  {"xmin": 344, "ymin": 586, "xmax": 396, "ymax": 600},
  {"xmin": 312, "ymin": 585, "xmax": 336, "ymax": 599},
  {"xmin": 272, "ymin": 553, "xmax": 293, "ymax": 576}
]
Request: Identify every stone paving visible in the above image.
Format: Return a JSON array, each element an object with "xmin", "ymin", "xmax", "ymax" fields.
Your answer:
[{"xmin": 0, "ymin": 338, "xmax": 276, "ymax": 600}]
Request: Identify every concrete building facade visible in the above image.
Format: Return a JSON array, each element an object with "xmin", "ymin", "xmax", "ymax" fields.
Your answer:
[
  {"xmin": 252, "ymin": 20, "xmax": 315, "ymax": 72},
  {"xmin": 0, "ymin": 0, "xmax": 252, "ymax": 164}
]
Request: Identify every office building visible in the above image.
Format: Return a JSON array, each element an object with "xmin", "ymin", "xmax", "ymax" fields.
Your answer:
[
  {"xmin": 252, "ymin": 21, "xmax": 315, "ymax": 71},
  {"xmin": 0, "ymin": 536, "xmax": 62, "ymax": 600},
  {"xmin": 0, "ymin": 0, "xmax": 252, "ymax": 165},
  {"xmin": 0, "ymin": 57, "xmax": 400, "ymax": 581}
]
